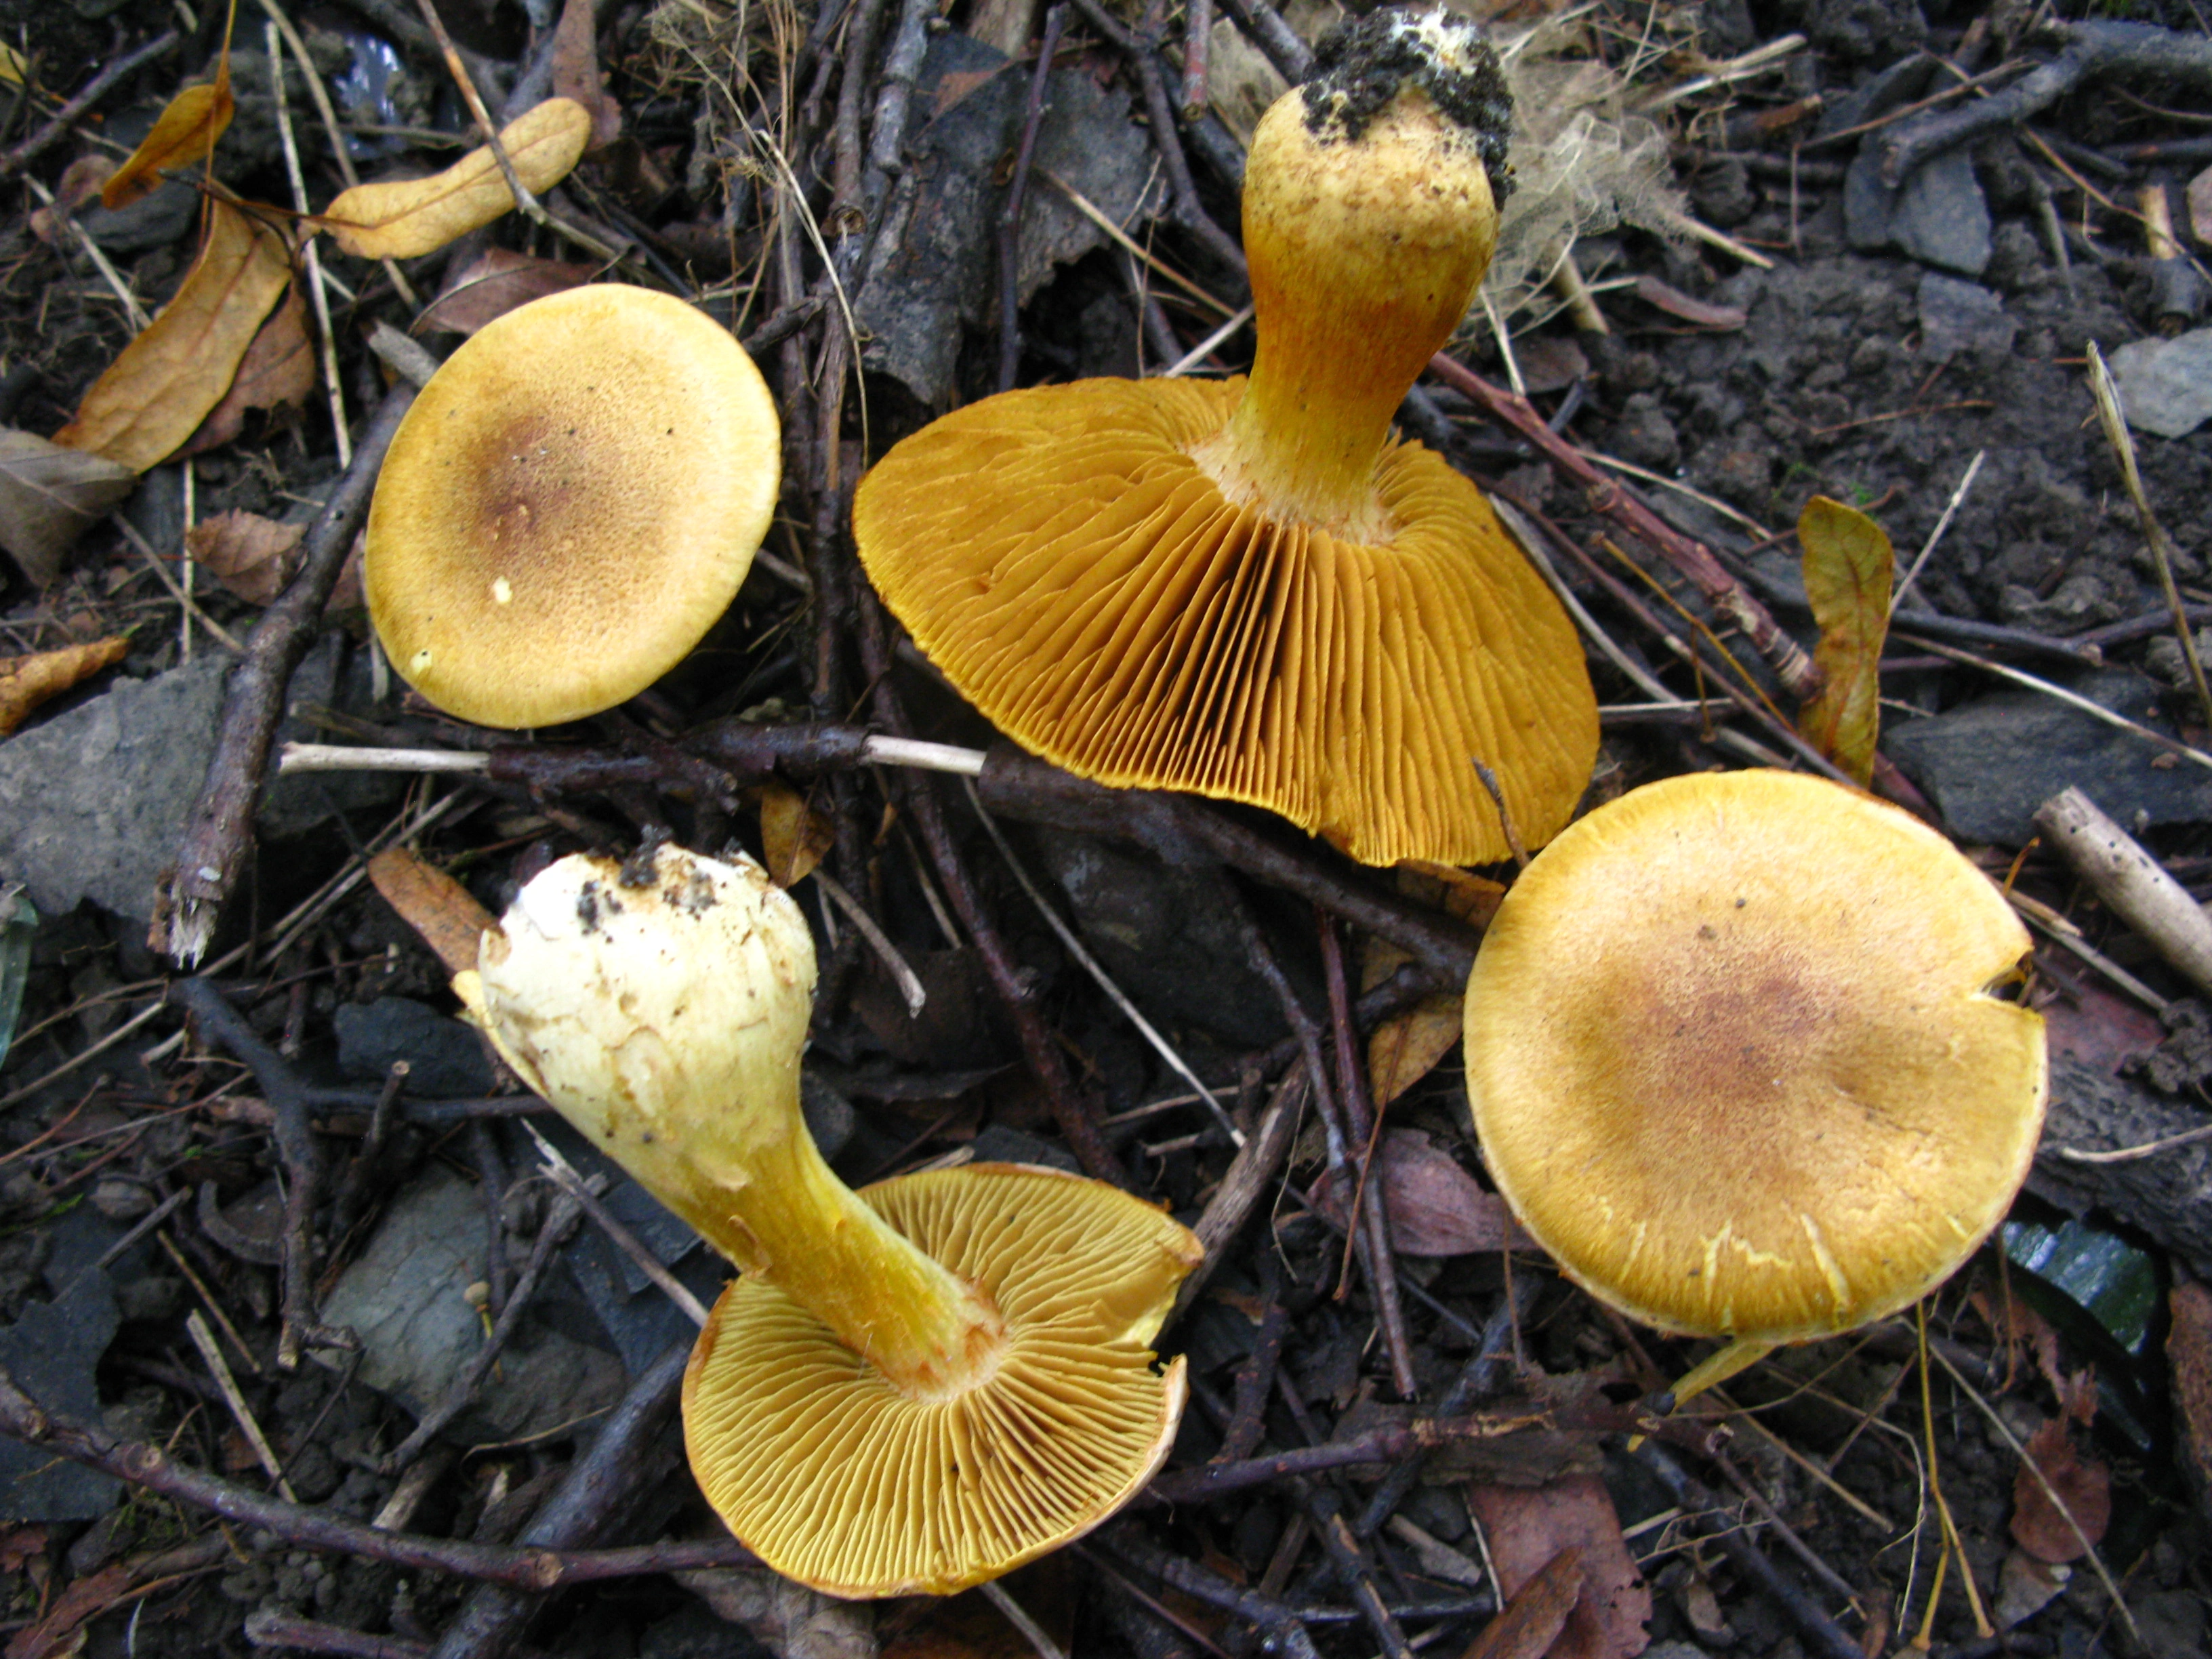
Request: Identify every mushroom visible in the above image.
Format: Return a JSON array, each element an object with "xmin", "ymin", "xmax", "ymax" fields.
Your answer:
[
  {"xmin": 853, "ymin": 8, "xmax": 1596, "ymax": 867},
  {"xmin": 365, "ymin": 284, "xmax": 780, "ymax": 729},
  {"xmin": 1460, "ymin": 769, "xmax": 2047, "ymax": 1402},
  {"xmin": 457, "ymin": 844, "xmax": 1201, "ymax": 1596}
]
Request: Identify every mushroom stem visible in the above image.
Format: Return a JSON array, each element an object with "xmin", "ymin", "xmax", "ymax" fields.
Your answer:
[
  {"xmin": 462, "ymin": 851, "xmax": 1006, "ymax": 1401},
  {"xmin": 1190, "ymin": 16, "xmax": 1507, "ymax": 537}
]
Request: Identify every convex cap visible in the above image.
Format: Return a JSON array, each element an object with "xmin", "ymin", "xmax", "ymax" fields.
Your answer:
[
  {"xmin": 1462, "ymin": 771, "xmax": 2046, "ymax": 1378},
  {"xmin": 366, "ymin": 285, "xmax": 779, "ymax": 729},
  {"xmin": 464, "ymin": 845, "xmax": 1200, "ymax": 1597},
  {"xmin": 855, "ymin": 8, "xmax": 1595, "ymax": 867}
]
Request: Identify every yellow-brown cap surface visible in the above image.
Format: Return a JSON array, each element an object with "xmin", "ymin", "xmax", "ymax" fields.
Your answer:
[
  {"xmin": 853, "ymin": 374, "xmax": 1594, "ymax": 867},
  {"xmin": 1463, "ymin": 769, "xmax": 2045, "ymax": 1345},
  {"xmin": 365, "ymin": 284, "xmax": 779, "ymax": 729},
  {"xmin": 683, "ymin": 1162, "xmax": 1200, "ymax": 1598}
]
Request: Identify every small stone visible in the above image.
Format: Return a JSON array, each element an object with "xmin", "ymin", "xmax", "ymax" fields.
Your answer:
[
  {"xmin": 1610, "ymin": 392, "xmax": 1681, "ymax": 470},
  {"xmin": 1919, "ymin": 272, "xmax": 2017, "ymax": 361},
  {"xmin": 334, "ymin": 996, "xmax": 495, "ymax": 1098},
  {"xmin": 1890, "ymin": 149, "xmax": 1993, "ymax": 276},
  {"xmin": 2106, "ymin": 328, "xmax": 2212, "ymax": 439}
]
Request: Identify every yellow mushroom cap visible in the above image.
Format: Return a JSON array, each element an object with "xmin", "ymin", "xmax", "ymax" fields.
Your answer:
[
  {"xmin": 1462, "ymin": 770, "xmax": 2047, "ymax": 1346},
  {"xmin": 684, "ymin": 1161, "xmax": 1199, "ymax": 1598},
  {"xmin": 365, "ymin": 284, "xmax": 780, "ymax": 729}
]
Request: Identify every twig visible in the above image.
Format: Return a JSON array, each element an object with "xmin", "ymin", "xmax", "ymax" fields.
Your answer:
[
  {"xmin": 1319, "ymin": 914, "xmax": 1416, "ymax": 1399},
  {"xmin": 1167, "ymin": 1065, "xmax": 1305, "ymax": 1323},
  {"xmin": 1181, "ymin": 0, "xmax": 1213, "ymax": 120},
  {"xmin": 266, "ymin": 18, "xmax": 351, "ymax": 468},
  {"xmin": 1881, "ymin": 20, "xmax": 2212, "ymax": 185},
  {"xmin": 0, "ymin": 1360, "xmax": 756, "ymax": 1590},
  {"xmin": 1092, "ymin": 1530, "xmax": 1324, "ymax": 1659},
  {"xmin": 380, "ymin": 1180, "xmax": 588, "ymax": 1474},
  {"xmin": 0, "ymin": 30, "xmax": 180, "ymax": 180},
  {"xmin": 1153, "ymin": 1410, "xmax": 1547, "ymax": 1504},
  {"xmin": 2032, "ymin": 787, "xmax": 2212, "ymax": 999},
  {"xmin": 998, "ymin": 4, "xmax": 1069, "ymax": 393},
  {"xmin": 1891, "ymin": 450, "xmax": 1984, "ymax": 613},
  {"xmin": 186, "ymin": 1310, "xmax": 298, "ymax": 1501},
  {"xmin": 527, "ymin": 1124, "xmax": 713, "ymax": 1328},
  {"xmin": 154, "ymin": 386, "xmax": 415, "ymax": 964}
]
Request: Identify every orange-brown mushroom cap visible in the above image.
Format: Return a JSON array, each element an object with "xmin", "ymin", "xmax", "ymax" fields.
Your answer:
[
  {"xmin": 1463, "ymin": 769, "xmax": 2046, "ymax": 1347},
  {"xmin": 365, "ymin": 284, "xmax": 779, "ymax": 729},
  {"xmin": 682, "ymin": 1161, "xmax": 1200, "ymax": 1598},
  {"xmin": 854, "ymin": 377, "xmax": 1594, "ymax": 869}
]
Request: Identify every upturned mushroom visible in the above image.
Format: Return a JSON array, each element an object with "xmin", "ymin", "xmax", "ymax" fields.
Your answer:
[
  {"xmin": 1461, "ymin": 770, "xmax": 2047, "ymax": 1403},
  {"xmin": 853, "ymin": 8, "xmax": 1596, "ymax": 867},
  {"xmin": 365, "ymin": 284, "xmax": 780, "ymax": 729},
  {"xmin": 457, "ymin": 844, "xmax": 1200, "ymax": 1597}
]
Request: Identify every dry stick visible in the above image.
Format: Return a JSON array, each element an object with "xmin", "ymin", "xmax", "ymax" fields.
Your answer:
[
  {"xmin": 2032, "ymin": 787, "xmax": 2212, "ymax": 998},
  {"xmin": 171, "ymin": 977, "xmax": 343, "ymax": 1370},
  {"xmin": 0, "ymin": 1361, "xmax": 756, "ymax": 1590},
  {"xmin": 527, "ymin": 1127, "xmax": 712, "ymax": 1328},
  {"xmin": 0, "ymin": 29, "xmax": 180, "ymax": 178},
  {"xmin": 1155, "ymin": 1410, "xmax": 1547, "ymax": 1504},
  {"xmin": 186, "ymin": 1310, "xmax": 299, "ymax": 1501},
  {"xmin": 245, "ymin": 1610, "xmax": 430, "ymax": 1658},
  {"xmin": 1213, "ymin": 0, "xmax": 1309, "ymax": 81},
  {"xmin": 1880, "ymin": 19, "xmax": 2212, "ymax": 184},
  {"xmin": 1210, "ymin": 1254, "xmax": 1288, "ymax": 1463},
  {"xmin": 380, "ymin": 1183, "xmax": 587, "ymax": 1475},
  {"xmin": 1289, "ymin": 1475, "xmax": 1416, "ymax": 1659},
  {"xmin": 2088, "ymin": 344, "xmax": 2212, "ymax": 730},
  {"xmin": 1317, "ymin": 914, "xmax": 1416, "ymax": 1400},
  {"xmin": 1181, "ymin": 0, "xmax": 1212, "ymax": 120},
  {"xmin": 1633, "ymin": 1437, "xmax": 1866, "ymax": 1659},
  {"xmin": 998, "ymin": 3, "xmax": 1069, "ymax": 393},
  {"xmin": 155, "ymin": 385, "xmax": 414, "ymax": 964},
  {"xmin": 1423, "ymin": 353, "xmax": 1819, "ymax": 700},
  {"xmin": 1092, "ymin": 1530, "xmax": 1325, "ymax": 1659},
  {"xmin": 1166, "ymin": 1065, "xmax": 1306, "ymax": 1324}
]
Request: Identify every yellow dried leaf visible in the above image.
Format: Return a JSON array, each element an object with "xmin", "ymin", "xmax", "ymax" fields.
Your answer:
[
  {"xmin": 0, "ymin": 44, "xmax": 26, "ymax": 86},
  {"xmin": 758, "ymin": 781, "xmax": 836, "ymax": 888},
  {"xmin": 319, "ymin": 98, "xmax": 591, "ymax": 260},
  {"xmin": 1796, "ymin": 494, "xmax": 1893, "ymax": 787},
  {"xmin": 102, "ymin": 71, "xmax": 234, "ymax": 210},
  {"xmin": 53, "ymin": 199, "xmax": 295, "ymax": 474},
  {"xmin": 368, "ymin": 847, "xmax": 496, "ymax": 977},
  {"xmin": 1368, "ymin": 990, "xmax": 1465, "ymax": 1109},
  {"xmin": 0, "ymin": 637, "xmax": 129, "ymax": 736}
]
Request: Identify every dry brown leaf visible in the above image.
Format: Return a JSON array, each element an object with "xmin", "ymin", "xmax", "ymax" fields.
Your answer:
[
  {"xmin": 0, "ymin": 636, "xmax": 129, "ymax": 736},
  {"xmin": 180, "ymin": 281, "xmax": 314, "ymax": 456},
  {"xmin": 319, "ymin": 98, "xmax": 591, "ymax": 260},
  {"xmin": 53, "ymin": 198, "xmax": 295, "ymax": 474},
  {"xmin": 2169, "ymin": 1278, "xmax": 2212, "ymax": 1519},
  {"xmin": 368, "ymin": 846, "xmax": 496, "ymax": 977},
  {"xmin": 759, "ymin": 781, "xmax": 837, "ymax": 888},
  {"xmin": 185, "ymin": 508, "xmax": 304, "ymax": 604},
  {"xmin": 102, "ymin": 66, "xmax": 233, "ymax": 210},
  {"xmin": 1369, "ymin": 990, "xmax": 1464, "ymax": 1108},
  {"xmin": 0, "ymin": 429, "xmax": 139, "ymax": 585},
  {"xmin": 1311, "ymin": 1129, "xmax": 1538, "ymax": 1256},
  {"xmin": 28, "ymin": 155, "xmax": 115, "ymax": 244},
  {"xmin": 1467, "ymin": 1476, "xmax": 1651, "ymax": 1659},
  {"xmin": 552, "ymin": 0, "xmax": 621, "ymax": 151},
  {"xmin": 417, "ymin": 247, "xmax": 598, "ymax": 336},
  {"xmin": 1796, "ymin": 494, "xmax": 1893, "ymax": 786},
  {"xmin": 2009, "ymin": 1418, "xmax": 2112, "ymax": 1564},
  {"xmin": 4, "ymin": 1560, "xmax": 133, "ymax": 1659},
  {"xmin": 1467, "ymin": 1548, "xmax": 1584, "ymax": 1659}
]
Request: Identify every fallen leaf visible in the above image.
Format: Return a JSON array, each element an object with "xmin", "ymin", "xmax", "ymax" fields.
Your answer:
[
  {"xmin": 0, "ymin": 1525, "xmax": 47, "ymax": 1578},
  {"xmin": 28, "ymin": 156, "xmax": 115, "ymax": 244},
  {"xmin": 4, "ymin": 1561, "xmax": 132, "ymax": 1659},
  {"xmin": 1994, "ymin": 1550, "xmax": 2070, "ymax": 1629},
  {"xmin": 2041, "ymin": 985, "xmax": 2167, "ymax": 1077},
  {"xmin": 0, "ymin": 44, "xmax": 25, "ymax": 86},
  {"xmin": 417, "ymin": 247, "xmax": 598, "ymax": 335},
  {"xmin": 759, "ymin": 781, "xmax": 836, "ymax": 888},
  {"xmin": 1467, "ymin": 1476, "xmax": 1651, "ymax": 1659},
  {"xmin": 319, "ymin": 98, "xmax": 592, "ymax": 260},
  {"xmin": 1633, "ymin": 274, "xmax": 1747, "ymax": 330},
  {"xmin": 2169, "ymin": 1278, "xmax": 2212, "ymax": 1520},
  {"xmin": 2188, "ymin": 163, "xmax": 2211, "ymax": 249},
  {"xmin": 1465, "ymin": 1548, "xmax": 1584, "ymax": 1659},
  {"xmin": 1795, "ymin": 494, "xmax": 1893, "ymax": 786},
  {"xmin": 2010, "ymin": 1417, "xmax": 2112, "ymax": 1563},
  {"xmin": 102, "ymin": 66, "xmax": 233, "ymax": 210},
  {"xmin": 0, "ymin": 430, "xmax": 139, "ymax": 585},
  {"xmin": 0, "ymin": 637, "xmax": 129, "ymax": 736},
  {"xmin": 1368, "ymin": 990, "xmax": 1464, "ymax": 1109},
  {"xmin": 53, "ymin": 198, "xmax": 295, "ymax": 474},
  {"xmin": 369, "ymin": 846, "xmax": 496, "ymax": 978},
  {"xmin": 552, "ymin": 0, "xmax": 621, "ymax": 150},
  {"xmin": 184, "ymin": 508, "xmax": 304, "ymax": 604},
  {"xmin": 1311, "ymin": 1129, "xmax": 1538, "ymax": 1256},
  {"xmin": 180, "ymin": 280, "xmax": 314, "ymax": 456}
]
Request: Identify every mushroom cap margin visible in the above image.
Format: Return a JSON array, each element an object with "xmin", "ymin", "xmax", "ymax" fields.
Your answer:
[{"xmin": 1462, "ymin": 769, "xmax": 2047, "ymax": 1344}]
